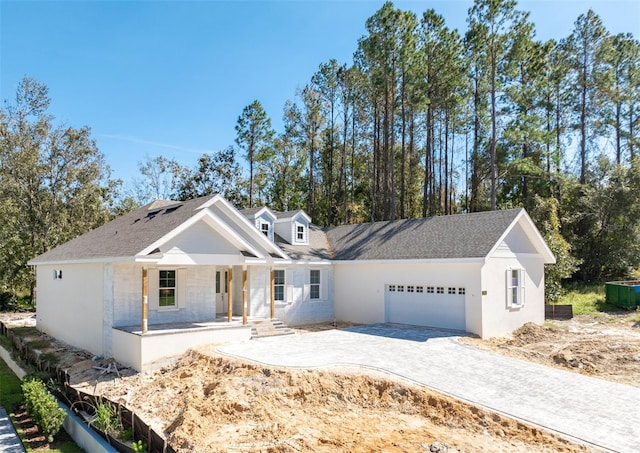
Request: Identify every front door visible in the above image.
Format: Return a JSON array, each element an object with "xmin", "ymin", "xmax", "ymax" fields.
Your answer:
[{"xmin": 215, "ymin": 270, "xmax": 228, "ymax": 315}]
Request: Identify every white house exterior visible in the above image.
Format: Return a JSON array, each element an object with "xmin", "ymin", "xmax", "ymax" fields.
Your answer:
[{"xmin": 29, "ymin": 194, "xmax": 554, "ymax": 370}]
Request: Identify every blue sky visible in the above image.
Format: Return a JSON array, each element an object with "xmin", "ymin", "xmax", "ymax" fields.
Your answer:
[{"xmin": 2, "ymin": 0, "xmax": 639, "ymax": 185}]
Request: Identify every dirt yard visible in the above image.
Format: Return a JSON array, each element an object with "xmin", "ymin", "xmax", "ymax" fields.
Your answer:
[
  {"xmin": 4, "ymin": 311, "xmax": 638, "ymax": 452},
  {"xmin": 462, "ymin": 311, "xmax": 640, "ymax": 388}
]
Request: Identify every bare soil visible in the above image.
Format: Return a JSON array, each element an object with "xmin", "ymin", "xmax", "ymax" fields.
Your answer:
[
  {"xmin": 461, "ymin": 311, "xmax": 640, "ymax": 388},
  {"xmin": 4, "ymin": 311, "xmax": 638, "ymax": 452}
]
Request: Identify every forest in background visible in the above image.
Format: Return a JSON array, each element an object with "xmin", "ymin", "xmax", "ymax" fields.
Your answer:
[{"xmin": 1, "ymin": 0, "xmax": 639, "ymax": 301}]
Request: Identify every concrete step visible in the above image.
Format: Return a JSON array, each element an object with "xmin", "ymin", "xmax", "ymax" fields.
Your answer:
[{"xmin": 250, "ymin": 318, "xmax": 294, "ymax": 339}]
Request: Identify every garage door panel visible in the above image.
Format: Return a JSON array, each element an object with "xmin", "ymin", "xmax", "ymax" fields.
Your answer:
[{"xmin": 387, "ymin": 288, "xmax": 465, "ymax": 331}]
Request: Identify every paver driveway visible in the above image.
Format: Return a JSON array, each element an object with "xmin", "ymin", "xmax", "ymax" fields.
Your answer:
[{"xmin": 218, "ymin": 324, "xmax": 640, "ymax": 452}]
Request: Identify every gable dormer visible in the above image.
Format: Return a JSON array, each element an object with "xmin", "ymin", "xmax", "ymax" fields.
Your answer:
[
  {"xmin": 241, "ymin": 207, "xmax": 276, "ymax": 242},
  {"xmin": 274, "ymin": 210, "xmax": 312, "ymax": 245}
]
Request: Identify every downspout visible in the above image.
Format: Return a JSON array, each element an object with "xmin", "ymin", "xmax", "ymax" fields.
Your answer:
[
  {"xmin": 270, "ymin": 269, "xmax": 275, "ymax": 319},
  {"xmin": 227, "ymin": 267, "xmax": 233, "ymax": 322},
  {"xmin": 242, "ymin": 267, "xmax": 248, "ymax": 325},
  {"xmin": 141, "ymin": 267, "xmax": 148, "ymax": 334}
]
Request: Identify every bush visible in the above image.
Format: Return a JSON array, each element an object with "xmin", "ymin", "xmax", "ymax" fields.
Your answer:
[
  {"xmin": 90, "ymin": 398, "xmax": 123, "ymax": 436},
  {"xmin": 0, "ymin": 291, "xmax": 16, "ymax": 309},
  {"xmin": 21, "ymin": 378, "xmax": 66, "ymax": 442}
]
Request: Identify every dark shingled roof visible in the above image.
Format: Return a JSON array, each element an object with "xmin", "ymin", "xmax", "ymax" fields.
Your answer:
[
  {"xmin": 275, "ymin": 225, "xmax": 332, "ymax": 261},
  {"xmin": 31, "ymin": 194, "xmax": 525, "ymax": 264},
  {"xmin": 324, "ymin": 208, "xmax": 523, "ymax": 261},
  {"xmin": 30, "ymin": 196, "xmax": 216, "ymax": 263}
]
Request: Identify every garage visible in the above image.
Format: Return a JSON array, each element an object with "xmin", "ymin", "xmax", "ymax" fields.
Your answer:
[{"xmin": 386, "ymin": 284, "xmax": 466, "ymax": 331}]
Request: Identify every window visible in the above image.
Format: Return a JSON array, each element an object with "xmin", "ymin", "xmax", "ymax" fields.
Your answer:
[
  {"xmin": 274, "ymin": 270, "xmax": 285, "ymax": 302},
  {"xmin": 507, "ymin": 268, "xmax": 525, "ymax": 308},
  {"xmin": 261, "ymin": 222, "xmax": 270, "ymax": 237},
  {"xmin": 416, "ymin": 286, "xmax": 424, "ymax": 293},
  {"xmin": 389, "ymin": 285, "xmax": 396, "ymax": 292},
  {"xmin": 159, "ymin": 270, "xmax": 177, "ymax": 307},
  {"xmin": 398, "ymin": 285, "xmax": 404, "ymax": 292},
  {"xmin": 427, "ymin": 286, "xmax": 434, "ymax": 294},
  {"xmin": 458, "ymin": 287, "xmax": 466, "ymax": 295},
  {"xmin": 437, "ymin": 287, "xmax": 444, "ymax": 294},
  {"xmin": 215, "ymin": 271, "xmax": 220, "ymax": 294},
  {"xmin": 296, "ymin": 225, "xmax": 305, "ymax": 241},
  {"xmin": 448, "ymin": 287, "xmax": 456, "ymax": 295},
  {"xmin": 310, "ymin": 270, "xmax": 321, "ymax": 300},
  {"xmin": 407, "ymin": 285, "xmax": 414, "ymax": 293}
]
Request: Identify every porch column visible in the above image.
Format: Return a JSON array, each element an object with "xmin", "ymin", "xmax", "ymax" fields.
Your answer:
[
  {"xmin": 242, "ymin": 268, "xmax": 248, "ymax": 325},
  {"xmin": 227, "ymin": 267, "xmax": 233, "ymax": 322},
  {"xmin": 270, "ymin": 269, "xmax": 275, "ymax": 319},
  {"xmin": 141, "ymin": 267, "xmax": 148, "ymax": 334}
]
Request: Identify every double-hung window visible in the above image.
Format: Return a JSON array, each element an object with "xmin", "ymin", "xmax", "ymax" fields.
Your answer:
[
  {"xmin": 310, "ymin": 270, "xmax": 321, "ymax": 300},
  {"xmin": 159, "ymin": 270, "xmax": 177, "ymax": 307},
  {"xmin": 507, "ymin": 268, "xmax": 525, "ymax": 308},
  {"xmin": 274, "ymin": 270, "xmax": 285, "ymax": 302}
]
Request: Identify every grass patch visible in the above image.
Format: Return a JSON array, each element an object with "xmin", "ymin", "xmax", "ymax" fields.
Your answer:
[
  {"xmin": 555, "ymin": 282, "xmax": 621, "ymax": 316},
  {"xmin": 0, "ymin": 357, "xmax": 23, "ymax": 408},
  {"xmin": 11, "ymin": 327, "xmax": 40, "ymax": 338},
  {"xmin": 27, "ymin": 339, "xmax": 51, "ymax": 350}
]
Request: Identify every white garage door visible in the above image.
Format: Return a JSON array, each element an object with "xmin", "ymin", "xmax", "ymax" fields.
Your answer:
[{"xmin": 386, "ymin": 284, "xmax": 466, "ymax": 331}]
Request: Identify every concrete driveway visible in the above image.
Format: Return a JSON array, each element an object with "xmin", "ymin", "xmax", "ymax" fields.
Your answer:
[{"xmin": 218, "ymin": 323, "xmax": 640, "ymax": 452}]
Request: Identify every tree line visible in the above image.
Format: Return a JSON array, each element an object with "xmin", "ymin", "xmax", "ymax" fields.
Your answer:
[{"xmin": 1, "ymin": 0, "xmax": 639, "ymax": 300}]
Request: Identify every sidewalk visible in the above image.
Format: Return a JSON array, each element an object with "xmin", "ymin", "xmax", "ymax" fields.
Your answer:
[{"xmin": 0, "ymin": 407, "xmax": 25, "ymax": 453}]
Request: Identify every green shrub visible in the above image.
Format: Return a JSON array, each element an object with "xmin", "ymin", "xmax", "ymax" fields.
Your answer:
[
  {"xmin": 90, "ymin": 398, "xmax": 123, "ymax": 437},
  {"xmin": 133, "ymin": 440, "xmax": 148, "ymax": 453},
  {"xmin": 21, "ymin": 378, "xmax": 66, "ymax": 442}
]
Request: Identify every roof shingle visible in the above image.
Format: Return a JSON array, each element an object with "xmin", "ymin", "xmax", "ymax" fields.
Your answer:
[
  {"xmin": 29, "ymin": 196, "xmax": 215, "ymax": 264},
  {"xmin": 324, "ymin": 209, "xmax": 522, "ymax": 260}
]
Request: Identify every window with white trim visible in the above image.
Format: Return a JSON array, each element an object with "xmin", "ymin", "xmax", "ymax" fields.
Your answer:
[
  {"xmin": 159, "ymin": 270, "xmax": 177, "ymax": 307},
  {"xmin": 507, "ymin": 268, "xmax": 525, "ymax": 308},
  {"xmin": 261, "ymin": 222, "xmax": 270, "ymax": 237},
  {"xmin": 417, "ymin": 286, "xmax": 424, "ymax": 293},
  {"xmin": 398, "ymin": 285, "xmax": 404, "ymax": 292},
  {"xmin": 407, "ymin": 285, "xmax": 414, "ymax": 293},
  {"xmin": 448, "ymin": 287, "xmax": 456, "ymax": 295},
  {"xmin": 389, "ymin": 285, "xmax": 396, "ymax": 292},
  {"xmin": 436, "ymin": 287, "xmax": 444, "ymax": 294},
  {"xmin": 310, "ymin": 270, "xmax": 321, "ymax": 300},
  {"xmin": 427, "ymin": 286, "xmax": 434, "ymax": 293},
  {"xmin": 458, "ymin": 287, "xmax": 466, "ymax": 295},
  {"xmin": 274, "ymin": 270, "xmax": 285, "ymax": 302}
]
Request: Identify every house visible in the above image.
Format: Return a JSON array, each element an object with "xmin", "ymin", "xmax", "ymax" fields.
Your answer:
[{"xmin": 28, "ymin": 194, "xmax": 555, "ymax": 371}]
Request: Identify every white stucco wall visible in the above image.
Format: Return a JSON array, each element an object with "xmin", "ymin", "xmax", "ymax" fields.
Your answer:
[
  {"xmin": 480, "ymin": 255, "xmax": 545, "ymax": 338},
  {"xmin": 248, "ymin": 264, "xmax": 334, "ymax": 325},
  {"xmin": 36, "ymin": 263, "xmax": 105, "ymax": 356},
  {"xmin": 333, "ymin": 261, "xmax": 483, "ymax": 333}
]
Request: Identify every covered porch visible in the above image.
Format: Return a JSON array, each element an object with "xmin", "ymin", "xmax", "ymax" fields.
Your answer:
[
  {"xmin": 112, "ymin": 317, "xmax": 259, "ymax": 371},
  {"xmin": 110, "ymin": 261, "xmax": 282, "ymax": 371}
]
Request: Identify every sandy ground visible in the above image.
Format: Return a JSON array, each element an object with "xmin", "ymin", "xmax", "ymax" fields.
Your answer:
[
  {"xmin": 461, "ymin": 311, "xmax": 640, "ymax": 388},
  {"xmin": 4, "ymin": 311, "xmax": 638, "ymax": 452}
]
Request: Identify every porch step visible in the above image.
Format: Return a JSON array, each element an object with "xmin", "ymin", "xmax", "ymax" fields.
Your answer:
[{"xmin": 250, "ymin": 318, "xmax": 294, "ymax": 339}]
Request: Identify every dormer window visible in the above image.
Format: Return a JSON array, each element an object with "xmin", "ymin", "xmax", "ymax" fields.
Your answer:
[
  {"xmin": 297, "ymin": 225, "xmax": 305, "ymax": 241},
  {"xmin": 261, "ymin": 223, "xmax": 270, "ymax": 237}
]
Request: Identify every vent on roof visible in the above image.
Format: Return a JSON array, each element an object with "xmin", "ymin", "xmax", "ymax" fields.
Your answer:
[{"xmin": 163, "ymin": 205, "xmax": 182, "ymax": 214}]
